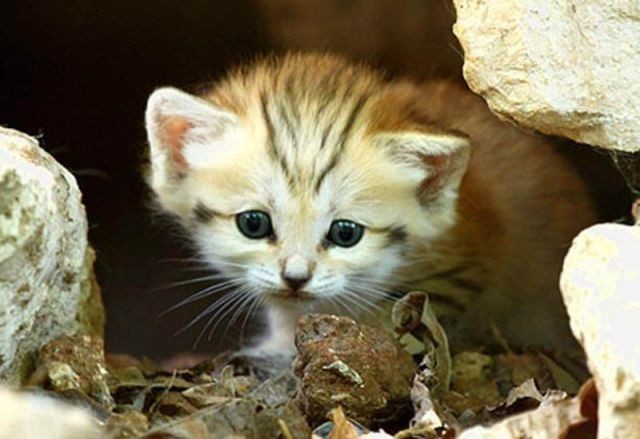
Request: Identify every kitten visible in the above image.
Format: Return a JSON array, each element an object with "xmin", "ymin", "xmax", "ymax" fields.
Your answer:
[{"xmin": 144, "ymin": 53, "xmax": 596, "ymax": 362}]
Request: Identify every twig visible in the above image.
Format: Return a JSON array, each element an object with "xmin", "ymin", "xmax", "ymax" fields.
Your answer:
[{"xmin": 277, "ymin": 419, "xmax": 294, "ymax": 439}]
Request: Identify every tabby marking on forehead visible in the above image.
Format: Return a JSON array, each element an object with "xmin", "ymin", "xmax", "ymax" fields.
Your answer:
[
  {"xmin": 254, "ymin": 74, "xmax": 375, "ymax": 193},
  {"xmin": 260, "ymin": 92, "xmax": 291, "ymax": 184}
]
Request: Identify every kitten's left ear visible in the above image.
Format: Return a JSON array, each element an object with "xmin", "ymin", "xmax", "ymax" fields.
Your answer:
[
  {"xmin": 376, "ymin": 131, "xmax": 470, "ymax": 202},
  {"xmin": 145, "ymin": 87, "xmax": 238, "ymax": 187}
]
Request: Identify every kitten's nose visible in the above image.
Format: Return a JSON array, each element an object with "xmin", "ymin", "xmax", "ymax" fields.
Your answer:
[
  {"xmin": 281, "ymin": 254, "xmax": 313, "ymax": 291},
  {"xmin": 282, "ymin": 274, "xmax": 311, "ymax": 291}
]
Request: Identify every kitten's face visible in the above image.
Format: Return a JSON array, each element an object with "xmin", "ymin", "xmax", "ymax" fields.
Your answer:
[
  {"xmin": 180, "ymin": 126, "xmax": 426, "ymax": 309},
  {"xmin": 145, "ymin": 54, "xmax": 469, "ymax": 314}
]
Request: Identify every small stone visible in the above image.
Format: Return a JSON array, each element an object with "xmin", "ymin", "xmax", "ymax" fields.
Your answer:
[
  {"xmin": 293, "ymin": 314, "xmax": 417, "ymax": 427},
  {"xmin": 35, "ymin": 335, "xmax": 113, "ymax": 409}
]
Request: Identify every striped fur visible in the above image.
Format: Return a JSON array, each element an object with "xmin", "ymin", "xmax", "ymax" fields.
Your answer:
[{"xmin": 145, "ymin": 53, "xmax": 596, "ymax": 356}]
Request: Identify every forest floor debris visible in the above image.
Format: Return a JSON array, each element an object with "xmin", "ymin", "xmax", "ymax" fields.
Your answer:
[{"xmin": 12, "ymin": 293, "xmax": 597, "ymax": 438}]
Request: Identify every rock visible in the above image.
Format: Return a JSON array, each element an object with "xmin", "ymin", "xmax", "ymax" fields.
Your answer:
[
  {"xmin": 0, "ymin": 127, "xmax": 104, "ymax": 384},
  {"xmin": 455, "ymin": 381, "xmax": 597, "ymax": 438},
  {"xmin": 293, "ymin": 314, "xmax": 417, "ymax": 427},
  {"xmin": 32, "ymin": 335, "xmax": 114, "ymax": 409},
  {"xmin": 453, "ymin": 0, "xmax": 640, "ymax": 152},
  {"xmin": 457, "ymin": 396, "xmax": 583, "ymax": 439},
  {"xmin": 0, "ymin": 386, "xmax": 102, "ymax": 439},
  {"xmin": 560, "ymin": 223, "xmax": 640, "ymax": 438}
]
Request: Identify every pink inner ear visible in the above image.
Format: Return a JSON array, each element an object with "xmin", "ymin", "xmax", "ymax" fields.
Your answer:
[
  {"xmin": 163, "ymin": 117, "xmax": 190, "ymax": 169},
  {"xmin": 418, "ymin": 154, "xmax": 450, "ymax": 200}
]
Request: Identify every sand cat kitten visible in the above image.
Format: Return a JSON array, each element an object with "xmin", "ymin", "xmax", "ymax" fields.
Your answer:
[{"xmin": 145, "ymin": 54, "xmax": 595, "ymax": 360}]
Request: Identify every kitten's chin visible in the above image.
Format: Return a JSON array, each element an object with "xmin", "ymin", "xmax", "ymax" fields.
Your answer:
[{"xmin": 264, "ymin": 290, "xmax": 316, "ymax": 307}]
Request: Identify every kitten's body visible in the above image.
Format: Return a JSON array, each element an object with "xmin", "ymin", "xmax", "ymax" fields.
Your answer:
[
  {"xmin": 145, "ymin": 54, "xmax": 595, "ymax": 360},
  {"xmin": 387, "ymin": 81, "xmax": 596, "ymax": 349}
]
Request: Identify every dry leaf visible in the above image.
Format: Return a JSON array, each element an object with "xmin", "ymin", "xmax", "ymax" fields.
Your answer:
[{"xmin": 328, "ymin": 407, "xmax": 360, "ymax": 439}]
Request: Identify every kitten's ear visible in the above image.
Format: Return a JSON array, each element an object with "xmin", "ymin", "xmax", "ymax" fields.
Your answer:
[
  {"xmin": 145, "ymin": 87, "xmax": 238, "ymax": 183},
  {"xmin": 376, "ymin": 131, "xmax": 470, "ymax": 202}
]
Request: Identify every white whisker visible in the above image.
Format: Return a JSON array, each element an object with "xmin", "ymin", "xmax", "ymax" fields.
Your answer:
[
  {"xmin": 344, "ymin": 287, "xmax": 386, "ymax": 310},
  {"xmin": 192, "ymin": 288, "xmax": 250, "ymax": 347},
  {"xmin": 339, "ymin": 289, "xmax": 376, "ymax": 315},
  {"xmin": 178, "ymin": 288, "xmax": 243, "ymax": 336},
  {"xmin": 152, "ymin": 273, "xmax": 230, "ymax": 291},
  {"xmin": 160, "ymin": 278, "xmax": 243, "ymax": 316},
  {"xmin": 348, "ymin": 274, "xmax": 411, "ymax": 290},
  {"xmin": 331, "ymin": 293, "xmax": 356, "ymax": 316},
  {"xmin": 223, "ymin": 289, "xmax": 259, "ymax": 339},
  {"xmin": 204, "ymin": 286, "xmax": 254, "ymax": 344},
  {"xmin": 347, "ymin": 284, "xmax": 399, "ymax": 306},
  {"xmin": 198, "ymin": 259, "xmax": 251, "ymax": 270}
]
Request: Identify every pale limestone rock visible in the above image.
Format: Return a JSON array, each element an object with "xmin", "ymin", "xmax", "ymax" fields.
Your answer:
[
  {"xmin": 453, "ymin": 0, "xmax": 640, "ymax": 152},
  {"xmin": 0, "ymin": 127, "xmax": 104, "ymax": 384},
  {"xmin": 560, "ymin": 224, "xmax": 640, "ymax": 438},
  {"xmin": 0, "ymin": 387, "xmax": 103, "ymax": 439},
  {"xmin": 457, "ymin": 397, "xmax": 582, "ymax": 439}
]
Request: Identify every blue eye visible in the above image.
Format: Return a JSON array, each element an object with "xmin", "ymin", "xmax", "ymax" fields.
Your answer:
[
  {"xmin": 236, "ymin": 211, "xmax": 273, "ymax": 239},
  {"xmin": 327, "ymin": 220, "xmax": 364, "ymax": 248}
]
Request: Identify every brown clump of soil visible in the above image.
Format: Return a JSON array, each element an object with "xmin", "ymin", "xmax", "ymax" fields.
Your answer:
[{"xmin": 293, "ymin": 313, "xmax": 417, "ymax": 427}]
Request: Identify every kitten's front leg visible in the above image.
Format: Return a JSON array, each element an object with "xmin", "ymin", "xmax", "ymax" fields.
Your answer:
[{"xmin": 234, "ymin": 305, "xmax": 300, "ymax": 376}]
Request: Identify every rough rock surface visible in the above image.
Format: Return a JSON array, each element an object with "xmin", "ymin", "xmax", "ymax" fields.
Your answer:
[
  {"xmin": 33, "ymin": 335, "xmax": 113, "ymax": 409},
  {"xmin": 457, "ymin": 396, "xmax": 583, "ymax": 439},
  {"xmin": 293, "ymin": 314, "xmax": 417, "ymax": 427},
  {"xmin": 560, "ymin": 223, "xmax": 640, "ymax": 438},
  {"xmin": 453, "ymin": 0, "xmax": 640, "ymax": 152},
  {"xmin": 0, "ymin": 127, "xmax": 104, "ymax": 384},
  {"xmin": 0, "ymin": 387, "xmax": 102, "ymax": 439}
]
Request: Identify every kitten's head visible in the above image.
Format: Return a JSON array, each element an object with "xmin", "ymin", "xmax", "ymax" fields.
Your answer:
[{"xmin": 145, "ymin": 54, "xmax": 469, "ymax": 313}]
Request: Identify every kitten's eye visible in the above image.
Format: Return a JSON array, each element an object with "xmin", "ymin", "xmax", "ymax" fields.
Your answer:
[
  {"xmin": 236, "ymin": 210, "xmax": 273, "ymax": 239},
  {"xmin": 327, "ymin": 220, "xmax": 364, "ymax": 248}
]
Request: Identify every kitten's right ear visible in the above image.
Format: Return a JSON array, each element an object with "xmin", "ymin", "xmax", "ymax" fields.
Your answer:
[{"xmin": 145, "ymin": 87, "xmax": 237, "ymax": 187}]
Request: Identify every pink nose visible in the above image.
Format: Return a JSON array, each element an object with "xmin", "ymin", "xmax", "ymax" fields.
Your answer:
[{"xmin": 282, "ymin": 274, "xmax": 310, "ymax": 291}]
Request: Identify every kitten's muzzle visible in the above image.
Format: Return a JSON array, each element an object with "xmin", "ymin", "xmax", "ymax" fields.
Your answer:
[
  {"xmin": 271, "ymin": 286, "xmax": 313, "ymax": 302},
  {"xmin": 282, "ymin": 273, "xmax": 311, "ymax": 292},
  {"xmin": 280, "ymin": 254, "xmax": 315, "ymax": 294}
]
